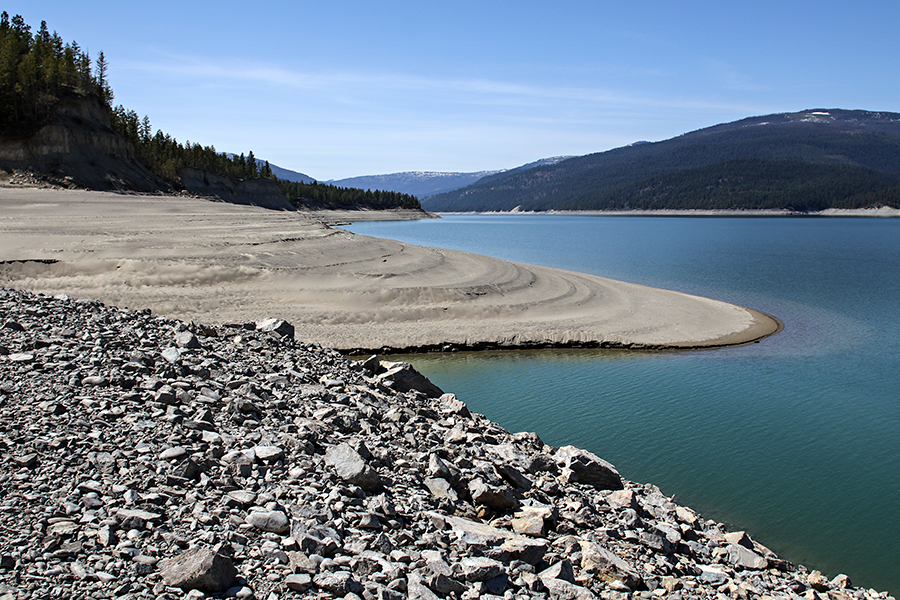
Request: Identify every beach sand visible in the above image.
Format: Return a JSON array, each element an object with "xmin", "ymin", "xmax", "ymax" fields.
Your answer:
[{"xmin": 0, "ymin": 188, "xmax": 779, "ymax": 351}]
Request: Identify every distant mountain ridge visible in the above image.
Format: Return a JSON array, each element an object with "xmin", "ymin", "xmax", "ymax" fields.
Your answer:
[
  {"xmin": 268, "ymin": 163, "xmax": 314, "ymax": 184},
  {"xmin": 328, "ymin": 170, "xmax": 499, "ymax": 198},
  {"xmin": 328, "ymin": 156, "xmax": 573, "ymax": 198},
  {"xmin": 422, "ymin": 109, "xmax": 900, "ymax": 212}
]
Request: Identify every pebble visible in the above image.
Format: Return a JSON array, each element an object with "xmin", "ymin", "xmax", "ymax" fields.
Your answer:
[{"xmin": 0, "ymin": 287, "xmax": 893, "ymax": 600}]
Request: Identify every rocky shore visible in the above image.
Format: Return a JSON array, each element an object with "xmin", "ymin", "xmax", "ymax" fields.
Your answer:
[{"xmin": 0, "ymin": 287, "xmax": 891, "ymax": 600}]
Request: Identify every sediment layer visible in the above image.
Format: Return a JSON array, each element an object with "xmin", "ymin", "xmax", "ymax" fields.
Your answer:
[{"xmin": 0, "ymin": 189, "xmax": 779, "ymax": 352}]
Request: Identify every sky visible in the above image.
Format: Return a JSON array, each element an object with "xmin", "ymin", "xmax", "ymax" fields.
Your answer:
[{"xmin": 12, "ymin": 1, "xmax": 900, "ymax": 180}]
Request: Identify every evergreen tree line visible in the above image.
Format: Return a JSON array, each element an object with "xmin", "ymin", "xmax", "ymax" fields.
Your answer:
[
  {"xmin": 1, "ymin": 14, "xmax": 420, "ymax": 210},
  {"xmin": 277, "ymin": 179, "xmax": 420, "ymax": 210},
  {"xmin": 0, "ymin": 12, "xmax": 111, "ymax": 132},
  {"xmin": 109, "ymin": 104, "xmax": 268, "ymax": 185}
]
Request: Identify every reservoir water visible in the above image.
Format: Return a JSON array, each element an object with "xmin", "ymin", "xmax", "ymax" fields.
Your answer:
[{"xmin": 340, "ymin": 215, "xmax": 900, "ymax": 595}]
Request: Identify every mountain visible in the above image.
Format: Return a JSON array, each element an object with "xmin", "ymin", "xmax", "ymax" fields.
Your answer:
[
  {"xmin": 422, "ymin": 109, "xmax": 900, "ymax": 212},
  {"xmin": 328, "ymin": 157, "xmax": 574, "ymax": 198},
  {"xmin": 328, "ymin": 170, "xmax": 499, "ymax": 198},
  {"xmin": 268, "ymin": 163, "xmax": 314, "ymax": 184}
]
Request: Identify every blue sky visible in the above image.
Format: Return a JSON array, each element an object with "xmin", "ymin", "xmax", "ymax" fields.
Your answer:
[{"xmin": 13, "ymin": 1, "xmax": 900, "ymax": 180}]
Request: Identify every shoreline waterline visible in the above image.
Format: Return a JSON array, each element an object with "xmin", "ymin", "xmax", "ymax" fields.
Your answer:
[
  {"xmin": 0, "ymin": 187, "xmax": 779, "ymax": 352},
  {"xmin": 429, "ymin": 206, "xmax": 900, "ymax": 217},
  {"xmin": 341, "ymin": 213, "xmax": 900, "ymax": 595}
]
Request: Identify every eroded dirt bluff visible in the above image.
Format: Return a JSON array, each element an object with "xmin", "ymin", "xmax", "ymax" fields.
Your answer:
[
  {"xmin": 0, "ymin": 94, "xmax": 166, "ymax": 192},
  {"xmin": 0, "ymin": 96, "xmax": 295, "ymax": 210}
]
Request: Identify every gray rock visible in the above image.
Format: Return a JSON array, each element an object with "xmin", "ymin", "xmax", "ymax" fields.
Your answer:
[
  {"xmin": 324, "ymin": 443, "xmax": 383, "ymax": 491},
  {"xmin": 246, "ymin": 510, "xmax": 290, "ymax": 533},
  {"xmin": 494, "ymin": 461, "xmax": 533, "ymax": 490},
  {"xmin": 284, "ymin": 573, "xmax": 312, "ymax": 591},
  {"xmin": 312, "ymin": 570, "xmax": 361, "ymax": 595},
  {"xmin": 158, "ymin": 547, "xmax": 237, "ymax": 592},
  {"xmin": 256, "ymin": 318, "xmax": 295, "ymax": 340},
  {"xmin": 175, "ymin": 330, "xmax": 201, "ymax": 349},
  {"xmin": 460, "ymin": 556, "xmax": 505, "ymax": 582},
  {"xmin": 541, "ymin": 578, "xmax": 599, "ymax": 600},
  {"xmin": 428, "ymin": 513, "xmax": 548, "ymax": 565},
  {"xmin": 538, "ymin": 559, "xmax": 576, "ymax": 584},
  {"xmin": 727, "ymin": 543, "xmax": 768, "ymax": 569},
  {"xmin": 406, "ymin": 572, "xmax": 441, "ymax": 600},
  {"xmin": 427, "ymin": 453, "xmax": 453, "ymax": 479},
  {"xmin": 578, "ymin": 540, "xmax": 642, "ymax": 590},
  {"xmin": 252, "ymin": 444, "xmax": 284, "ymax": 462},
  {"xmin": 424, "ymin": 477, "xmax": 458, "ymax": 502},
  {"xmin": 159, "ymin": 446, "xmax": 188, "ymax": 460},
  {"xmin": 376, "ymin": 361, "xmax": 444, "ymax": 398},
  {"xmin": 468, "ymin": 478, "xmax": 519, "ymax": 511},
  {"xmin": 161, "ymin": 347, "xmax": 182, "ymax": 364},
  {"xmin": 226, "ymin": 490, "xmax": 257, "ymax": 506},
  {"xmin": 361, "ymin": 354, "xmax": 380, "ymax": 375},
  {"xmin": 555, "ymin": 445, "xmax": 623, "ymax": 490},
  {"xmin": 221, "ymin": 448, "xmax": 256, "ymax": 465},
  {"xmin": 698, "ymin": 564, "xmax": 728, "ymax": 585}
]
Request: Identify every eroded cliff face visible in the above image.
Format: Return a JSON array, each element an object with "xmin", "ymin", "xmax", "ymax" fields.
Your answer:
[
  {"xmin": 0, "ymin": 95, "xmax": 298, "ymax": 210},
  {"xmin": 0, "ymin": 94, "xmax": 168, "ymax": 193},
  {"xmin": 0, "ymin": 95, "xmax": 131, "ymax": 161},
  {"xmin": 181, "ymin": 167, "xmax": 296, "ymax": 211}
]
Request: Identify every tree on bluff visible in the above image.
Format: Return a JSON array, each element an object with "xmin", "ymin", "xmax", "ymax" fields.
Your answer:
[
  {"xmin": 1, "ymin": 13, "xmax": 421, "ymax": 210},
  {"xmin": 0, "ymin": 12, "xmax": 107, "ymax": 133}
]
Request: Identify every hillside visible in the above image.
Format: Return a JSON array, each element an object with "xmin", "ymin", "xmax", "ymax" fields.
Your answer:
[
  {"xmin": 422, "ymin": 109, "xmax": 900, "ymax": 212},
  {"xmin": 328, "ymin": 158, "xmax": 573, "ymax": 198},
  {"xmin": 329, "ymin": 170, "xmax": 499, "ymax": 197},
  {"xmin": 0, "ymin": 14, "xmax": 421, "ymax": 212}
]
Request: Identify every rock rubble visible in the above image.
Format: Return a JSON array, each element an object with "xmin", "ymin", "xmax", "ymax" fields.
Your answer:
[{"xmin": 0, "ymin": 287, "xmax": 893, "ymax": 600}]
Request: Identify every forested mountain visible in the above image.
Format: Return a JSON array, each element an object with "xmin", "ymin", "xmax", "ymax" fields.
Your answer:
[
  {"xmin": 0, "ymin": 14, "xmax": 419, "ymax": 211},
  {"xmin": 423, "ymin": 110, "xmax": 900, "ymax": 212}
]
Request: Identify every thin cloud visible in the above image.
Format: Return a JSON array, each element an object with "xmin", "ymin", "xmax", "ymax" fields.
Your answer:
[{"xmin": 118, "ymin": 52, "xmax": 761, "ymax": 115}]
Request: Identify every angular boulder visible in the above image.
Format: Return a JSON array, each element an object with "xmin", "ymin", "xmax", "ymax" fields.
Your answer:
[
  {"xmin": 246, "ymin": 510, "xmax": 290, "ymax": 534},
  {"xmin": 255, "ymin": 318, "xmax": 295, "ymax": 340},
  {"xmin": 158, "ymin": 547, "xmax": 237, "ymax": 592},
  {"xmin": 468, "ymin": 479, "xmax": 519, "ymax": 511},
  {"xmin": 376, "ymin": 361, "xmax": 443, "ymax": 398},
  {"xmin": 324, "ymin": 443, "xmax": 383, "ymax": 491},
  {"xmin": 727, "ymin": 544, "xmax": 768, "ymax": 570},
  {"xmin": 578, "ymin": 540, "xmax": 643, "ymax": 590},
  {"xmin": 555, "ymin": 445, "xmax": 623, "ymax": 490}
]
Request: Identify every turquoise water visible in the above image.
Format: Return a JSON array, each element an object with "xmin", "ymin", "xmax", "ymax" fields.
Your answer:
[{"xmin": 340, "ymin": 215, "xmax": 900, "ymax": 595}]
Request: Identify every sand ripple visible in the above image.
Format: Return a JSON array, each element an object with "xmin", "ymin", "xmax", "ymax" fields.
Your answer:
[{"xmin": 0, "ymin": 189, "xmax": 779, "ymax": 351}]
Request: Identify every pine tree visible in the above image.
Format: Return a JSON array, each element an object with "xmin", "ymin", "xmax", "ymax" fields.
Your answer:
[
  {"xmin": 94, "ymin": 50, "xmax": 112, "ymax": 106},
  {"xmin": 246, "ymin": 150, "xmax": 258, "ymax": 178}
]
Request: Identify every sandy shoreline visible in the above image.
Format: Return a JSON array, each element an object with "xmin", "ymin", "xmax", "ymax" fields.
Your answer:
[{"xmin": 0, "ymin": 188, "xmax": 780, "ymax": 352}]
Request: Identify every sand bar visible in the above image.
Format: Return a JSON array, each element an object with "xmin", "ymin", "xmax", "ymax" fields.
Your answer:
[{"xmin": 0, "ymin": 188, "xmax": 779, "ymax": 351}]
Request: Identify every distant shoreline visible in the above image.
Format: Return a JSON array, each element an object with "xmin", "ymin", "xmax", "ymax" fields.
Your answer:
[{"xmin": 430, "ymin": 206, "xmax": 900, "ymax": 217}]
